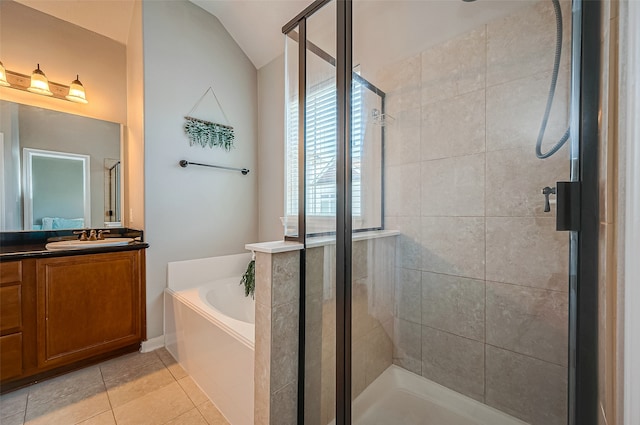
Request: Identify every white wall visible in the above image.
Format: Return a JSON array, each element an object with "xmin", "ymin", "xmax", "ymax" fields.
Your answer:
[
  {"xmin": 143, "ymin": 0, "xmax": 258, "ymax": 339},
  {"xmin": 257, "ymin": 54, "xmax": 285, "ymax": 242}
]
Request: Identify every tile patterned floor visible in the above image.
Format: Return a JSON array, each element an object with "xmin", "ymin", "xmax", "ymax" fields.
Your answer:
[{"xmin": 0, "ymin": 348, "xmax": 230, "ymax": 425}]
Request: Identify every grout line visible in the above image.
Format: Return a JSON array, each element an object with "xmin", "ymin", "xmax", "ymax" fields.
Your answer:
[
  {"xmin": 99, "ymin": 359, "xmax": 117, "ymax": 423},
  {"xmin": 22, "ymin": 389, "xmax": 29, "ymax": 425},
  {"xmin": 484, "ymin": 342, "xmax": 569, "ymax": 369},
  {"xmin": 483, "ymin": 23, "xmax": 489, "ymax": 403}
]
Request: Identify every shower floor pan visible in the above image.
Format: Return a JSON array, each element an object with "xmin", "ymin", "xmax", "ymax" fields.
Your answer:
[{"xmin": 350, "ymin": 365, "xmax": 527, "ymax": 425}]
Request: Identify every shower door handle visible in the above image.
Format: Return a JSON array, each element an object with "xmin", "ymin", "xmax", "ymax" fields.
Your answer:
[
  {"xmin": 542, "ymin": 186, "xmax": 556, "ymax": 212},
  {"xmin": 555, "ymin": 181, "xmax": 581, "ymax": 231}
]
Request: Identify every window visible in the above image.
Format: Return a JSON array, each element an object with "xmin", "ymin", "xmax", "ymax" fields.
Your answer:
[{"xmin": 285, "ymin": 73, "xmax": 381, "ymax": 236}]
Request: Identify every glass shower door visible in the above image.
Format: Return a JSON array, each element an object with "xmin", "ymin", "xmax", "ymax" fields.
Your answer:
[{"xmin": 348, "ymin": 1, "xmax": 575, "ymax": 425}]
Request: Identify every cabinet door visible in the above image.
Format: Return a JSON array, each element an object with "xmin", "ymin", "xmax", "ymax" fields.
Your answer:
[
  {"xmin": 36, "ymin": 251, "xmax": 144, "ymax": 368},
  {"xmin": 0, "ymin": 333, "xmax": 23, "ymax": 380}
]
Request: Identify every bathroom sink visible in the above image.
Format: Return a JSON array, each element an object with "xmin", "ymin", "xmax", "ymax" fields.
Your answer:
[{"xmin": 45, "ymin": 238, "xmax": 135, "ymax": 251}]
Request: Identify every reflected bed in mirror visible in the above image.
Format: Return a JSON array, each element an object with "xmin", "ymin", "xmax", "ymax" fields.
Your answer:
[{"xmin": 0, "ymin": 100, "xmax": 122, "ymax": 231}]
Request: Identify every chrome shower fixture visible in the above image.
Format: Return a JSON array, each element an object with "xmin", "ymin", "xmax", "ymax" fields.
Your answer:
[{"xmin": 371, "ymin": 108, "xmax": 395, "ymax": 127}]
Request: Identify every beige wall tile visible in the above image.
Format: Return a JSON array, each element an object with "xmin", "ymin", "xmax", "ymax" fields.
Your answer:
[
  {"xmin": 421, "ymin": 90, "xmax": 486, "ymax": 161},
  {"xmin": 486, "ymin": 0, "xmax": 572, "ymax": 87},
  {"xmin": 394, "ymin": 216, "xmax": 422, "ymax": 270},
  {"xmin": 421, "ymin": 216, "xmax": 485, "ymax": 279},
  {"xmin": 370, "ymin": 237, "xmax": 396, "ymax": 324},
  {"xmin": 270, "ymin": 301, "xmax": 299, "ymax": 393},
  {"xmin": 352, "ymin": 240, "xmax": 370, "ymax": 281},
  {"xmin": 421, "ymin": 326, "xmax": 485, "ymax": 401},
  {"xmin": 375, "ymin": 53, "xmax": 421, "ymax": 112},
  {"xmin": 421, "ymin": 27, "xmax": 486, "ymax": 105},
  {"xmin": 305, "ymin": 300, "xmax": 323, "ymax": 364},
  {"xmin": 322, "ymin": 298, "xmax": 337, "ymax": 361},
  {"xmin": 112, "ymin": 382, "xmax": 193, "ymax": 425},
  {"xmin": 255, "ymin": 252, "xmax": 272, "ymax": 308},
  {"xmin": 304, "ymin": 359, "xmax": 322, "ymax": 425},
  {"xmin": 352, "ymin": 337, "xmax": 367, "ymax": 399},
  {"xmin": 305, "ymin": 247, "xmax": 325, "ymax": 298},
  {"xmin": 271, "ymin": 383, "xmax": 297, "ymax": 425},
  {"xmin": 486, "ymin": 281, "xmax": 568, "ymax": 366},
  {"xmin": 272, "ymin": 251, "xmax": 300, "ymax": 307},
  {"xmin": 485, "ymin": 346, "xmax": 567, "ymax": 425},
  {"xmin": 384, "ymin": 108, "xmax": 421, "ymax": 167},
  {"xmin": 421, "ymin": 272, "xmax": 485, "ymax": 341},
  {"xmin": 254, "ymin": 301, "xmax": 271, "ymax": 425},
  {"xmin": 353, "ymin": 279, "xmax": 380, "ymax": 339},
  {"xmin": 395, "ymin": 268, "xmax": 422, "ymax": 324},
  {"xmin": 393, "ymin": 318, "xmax": 422, "ymax": 375},
  {"xmin": 320, "ymin": 354, "xmax": 336, "ymax": 425},
  {"xmin": 486, "ymin": 69, "xmax": 570, "ymax": 153},
  {"xmin": 486, "ymin": 217, "xmax": 569, "ymax": 291},
  {"xmin": 421, "ymin": 154, "xmax": 485, "ymax": 217},
  {"xmin": 486, "ymin": 147, "xmax": 569, "ymax": 216},
  {"xmin": 365, "ymin": 324, "xmax": 393, "ymax": 386},
  {"xmin": 385, "ymin": 163, "xmax": 421, "ymax": 217}
]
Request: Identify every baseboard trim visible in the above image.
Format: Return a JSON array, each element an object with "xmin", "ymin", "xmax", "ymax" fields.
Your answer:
[{"xmin": 140, "ymin": 335, "xmax": 165, "ymax": 353}]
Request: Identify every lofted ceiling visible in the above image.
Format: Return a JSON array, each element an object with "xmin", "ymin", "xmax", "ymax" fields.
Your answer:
[{"xmin": 14, "ymin": 0, "xmax": 534, "ymax": 70}]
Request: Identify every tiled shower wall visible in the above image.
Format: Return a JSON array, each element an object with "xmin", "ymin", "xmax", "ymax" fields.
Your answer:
[{"xmin": 378, "ymin": 2, "xmax": 572, "ymax": 425}]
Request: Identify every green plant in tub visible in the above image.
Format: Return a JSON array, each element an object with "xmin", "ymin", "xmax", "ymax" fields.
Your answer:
[{"xmin": 240, "ymin": 258, "xmax": 255, "ymax": 298}]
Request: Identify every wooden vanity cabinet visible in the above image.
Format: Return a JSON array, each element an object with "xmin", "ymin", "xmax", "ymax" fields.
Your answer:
[
  {"xmin": 0, "ymin": 249, "xmax": 146, "ymax": 390},
  {"xmin": 36, "ymin": 250, "xmax": 146, "ymax": 369}
]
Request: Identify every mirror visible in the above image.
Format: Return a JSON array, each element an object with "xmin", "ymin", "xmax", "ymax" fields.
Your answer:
[{"xmin": 0, "ymin": 100, "xmax": 122, "ymax": 231}]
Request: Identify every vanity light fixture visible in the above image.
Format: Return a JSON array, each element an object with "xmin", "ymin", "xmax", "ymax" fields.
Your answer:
[
  {"xmin": 0, "ymin": 61, "xmax": 10, "ymax": 87},
  {"xmin": 65, "ymin": 75, "xmax": 88, "ymax": 104},
  {"xmin": 0, "ymin": 61, "xmax": 89, "ymax": 104},
  {"xmin": 27, "ymin": 64, "xmax": 53, "ymax": 96}
]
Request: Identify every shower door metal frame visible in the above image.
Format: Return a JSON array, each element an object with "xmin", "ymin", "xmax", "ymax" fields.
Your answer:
[{"xmin": 572, "ymin": 1, "xmax": 601, "ymax": 424}]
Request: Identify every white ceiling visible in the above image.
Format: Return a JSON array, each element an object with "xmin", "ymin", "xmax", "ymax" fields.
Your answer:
[
  {"xmin": 191, "ymin": 0, "xmax": 311, "ymax": 69},
  {"xmin": 14, "ymin": 0, "xmax": 533, "ymax": 71}
]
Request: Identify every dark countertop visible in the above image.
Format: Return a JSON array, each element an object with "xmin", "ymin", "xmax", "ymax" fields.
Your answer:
[{"xmin": 0, "ymin": 228, "xmax": 148, "ymax": 261}]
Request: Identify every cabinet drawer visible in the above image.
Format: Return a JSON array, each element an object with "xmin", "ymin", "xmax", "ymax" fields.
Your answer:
[
  {"xmin": 0, "ymin": 285, "xmax": 21, "ymax": 334},
  {"xmin": 0, "ymin": 333, "xmax": 23, "ymax": 380},
  {"xmin": 0, "ymin": 262, "xmax": 22, "ymax": 285}
]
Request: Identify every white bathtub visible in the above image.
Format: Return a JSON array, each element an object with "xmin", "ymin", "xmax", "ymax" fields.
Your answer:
[{"xmin": 164, "ymin": 253, "xmax": 254, "ymax": 425}]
